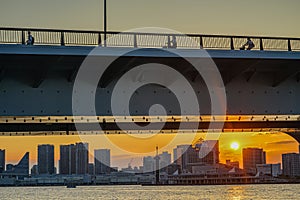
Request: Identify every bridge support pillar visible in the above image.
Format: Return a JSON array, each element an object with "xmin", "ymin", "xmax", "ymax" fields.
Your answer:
[{"xmin": 285, "ymin": 131, "xmax": 300, "ymax": 144}]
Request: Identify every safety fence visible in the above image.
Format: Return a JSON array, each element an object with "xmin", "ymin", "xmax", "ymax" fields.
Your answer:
[{"xmin": 0, "ymin": 27, "xmax": 300, "ymax": 51}]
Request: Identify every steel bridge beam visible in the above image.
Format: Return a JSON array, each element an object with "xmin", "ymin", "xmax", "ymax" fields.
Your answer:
[
  {"xmin": 0, "ymin": 47, "xmax": 300, "ymax": 117},
  {"xmin": 0, "ymin": 115, "xmax": 298, "ymax": 132}
]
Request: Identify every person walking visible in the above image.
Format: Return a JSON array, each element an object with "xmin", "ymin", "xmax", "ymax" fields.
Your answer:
[{"xmin": 26, "ymin": 31, "xmax": 34, "ymax": 45}]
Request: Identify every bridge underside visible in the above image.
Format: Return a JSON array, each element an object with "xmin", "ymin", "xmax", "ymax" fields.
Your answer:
[
  {"xmin": 0, "ymin": 46, "xmax": 300, "ymax": 142},
  {"xmin": 0, "ymin": 46, "xmax": 300, "ymax": 116}
]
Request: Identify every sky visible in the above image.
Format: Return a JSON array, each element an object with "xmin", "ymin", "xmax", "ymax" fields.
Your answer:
[
  {"xmin": 0, "ymin": 1, "xmax": 300, "ymax": 169},
  {"xmin": 1, "ymin": 0, "xmax": 300, "ymax": 37}
]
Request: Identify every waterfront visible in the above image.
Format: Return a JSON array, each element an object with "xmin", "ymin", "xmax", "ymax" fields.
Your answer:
[{"xmin": 0, "ymin": 184, "xmax": 299, "ymax": 200}]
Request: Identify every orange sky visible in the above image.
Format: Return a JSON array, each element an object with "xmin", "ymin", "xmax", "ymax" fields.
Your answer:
[{"xmin": 0, "ymin": 132, "xmax": 298, "ymax": 169}]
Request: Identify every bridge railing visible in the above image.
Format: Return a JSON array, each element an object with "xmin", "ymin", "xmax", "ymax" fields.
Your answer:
[{"xmin": 0, "ymin": 27, "xmax": 300, "ymax": 51}]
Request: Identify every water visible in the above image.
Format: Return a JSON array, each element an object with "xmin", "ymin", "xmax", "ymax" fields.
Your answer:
[{"xmin": 0, "ymin": 184, "xmax": 299, "ymax": 200}]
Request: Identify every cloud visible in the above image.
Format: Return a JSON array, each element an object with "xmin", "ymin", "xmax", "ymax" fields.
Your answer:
[
  {"xmin": 266, "ymin": 140, "xmax": 297, "ymax": 145},
  {"xmin": 221, "ymin": 150, "xmax": 239, "ymax": 159},
  {"xmin": 253, "ymin": 132, "xmax": 282, "ymax": 136}
]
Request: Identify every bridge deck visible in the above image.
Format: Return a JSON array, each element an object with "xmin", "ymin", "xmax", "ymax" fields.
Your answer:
[
  {"xmin": 1, "ymin": 44, "xmax": 300, "ymax": 60},
  {"xmin": 1, "ymin": 28, "xmax": 300, "ymax": 142}
]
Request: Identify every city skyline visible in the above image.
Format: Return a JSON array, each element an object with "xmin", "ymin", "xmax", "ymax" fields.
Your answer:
[
  {"xmin": 2, "ymin": 139, "xmax": 299, "ymax": 178},
  {"xmin": 0, "ymin": 134, "xmax": 298, "ymax": 172},
  {"xmin": 0, "ymin": 1, "xmax": 300, "ymax": 199},
  {"xmin": 1, "ymin": 135, "xmax": 299, "ymax": 188}
]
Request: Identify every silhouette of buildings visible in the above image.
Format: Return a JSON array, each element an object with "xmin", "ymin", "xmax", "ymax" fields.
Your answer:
[
  {"xmin": 256, "ymin": 163, "xmax": 281, "ymax": 177},
  {"xmin": 173, "ymin": 145, "xmax": 189, "ymax": 173},
  {"xmin": 76, "ymin": 143, "xmax": 89, "ymax": 174},
  {"xmin": 197, "ymin": 140, "xmax": 220, "ymax": 164},
  {"xmin": 174, "ymin": 140, "xmax": 219, "ymax": 173},
  {"xmin": 59, "ymin": 143, "xmax": 89, "ymax": 175},
  {"xmin": 88, "ymin": 163, "xmax": 94, "ymax": 175},
  {"xmin": 38, "ymin": 144, "xmax": 55, "ymax": 175},
  {"xmin": 282, "ymin": 153, "xmax": 300, "ymax": 177},
  {"xmin": 94, "ymin": 149, "xmax": 111, "ymax": 174},
  {"xmin": 143, "ymin": 156, "xmax": 155, "ymax": 173},
  {"xmin": 2, "ymin": 141, "xmax": 300, "ymax": 186},
  {"xmin": 242, "ymin": 148, "xmax": 266, "ymax": 174},
  {"xmin": 226, "ymin": 160, "xmax": 239, "ymax": 168},
  {"xmin": 142, "ymin": 151, "xmax": 172, "ymax": 174},
  {"xmin": 31, "ymin": 164, "xmax": 38, "ymax": 176},
  {"xmin": 5, "ymin": 152, "xmax": 29, "ymax": 175},
  {"xmin": 159, "ymin": 151, "xmax": 171, "ymax": 169},
  {"xmin": 59, "ymin": 144, "xmax": 76, "ymax": 175},
  {"xmin": 0, "ymin": 149, "xmax": 5, "ymax": 173}
]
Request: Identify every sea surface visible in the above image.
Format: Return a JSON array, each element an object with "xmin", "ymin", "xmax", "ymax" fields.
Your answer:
[{"xmin": 0, "ymin": 184, "xmax": 299, "ymax": 200}]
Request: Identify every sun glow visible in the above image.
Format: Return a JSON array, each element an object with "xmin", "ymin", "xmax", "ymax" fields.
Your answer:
[{"xmin": 230, "ymin": 142, "xmax": 240, "ymax": 150}]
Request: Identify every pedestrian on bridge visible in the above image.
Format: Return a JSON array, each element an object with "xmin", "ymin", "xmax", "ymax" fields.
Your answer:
[
  {"xmin": 170, "ymin": 35, "xmax": 177, "ymax": 48},
  {"xmin": 26, "ymin": 31, "xmax": 34, "ymax": 45},
  {"xmin": 240, "ymin": 37, "xmax": 255, "ymax": 50}
]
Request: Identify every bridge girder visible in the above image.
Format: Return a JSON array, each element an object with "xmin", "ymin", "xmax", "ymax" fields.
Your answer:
[
  {"xmin": 0, "ymin": 47, "xmax": 300, "ymax": 116},
  {"xmin": 0, "ymin": 46, "xmax": 300, "ymax": 142}
]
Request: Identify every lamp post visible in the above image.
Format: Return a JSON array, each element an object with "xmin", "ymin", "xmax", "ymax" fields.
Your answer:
[{"xmin": 104, "ymin": 0, "xmax": 107, "ymax": 46}]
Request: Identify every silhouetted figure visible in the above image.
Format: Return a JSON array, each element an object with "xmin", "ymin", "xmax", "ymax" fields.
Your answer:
[
  {"xmin": 240, "ymin": 37, "xmax": 254, "ymax": 50},
  {"xmin": 170, "ymin": 35, "xmax": 177, "ymax": 48},
  {"xmin": 163, "ymin": 36, "xmax": 177, "ymax": 48},
  {"xmin": 26, "ymin": 31, "xmax": 34, "ymax": 45}
]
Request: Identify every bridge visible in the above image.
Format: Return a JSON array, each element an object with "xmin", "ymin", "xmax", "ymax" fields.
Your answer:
[{"xmin": 0, "ymin": 27, "xmax": 300, "ymax": 142}]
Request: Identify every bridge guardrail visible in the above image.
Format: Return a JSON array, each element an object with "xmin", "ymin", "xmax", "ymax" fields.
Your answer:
[{"xmin": 0, "ymin": 27, "xmax": 299, "ymax": 51}]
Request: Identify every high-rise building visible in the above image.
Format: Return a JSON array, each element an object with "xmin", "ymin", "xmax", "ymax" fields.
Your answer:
[
  {"xmin": 0, "ymin": 149, "xmax": 5, "ymax": 173},
  {"xmin": 31, "ymin": 165, "xmax": 38, "ymax": 176},
  {"xmin": 173, "ymin": 145, "xmax": 190, "ymax": 161},
  {"xmin": 75, "ymin": 142, "xmax": 89, "ymax": 174},
  {"xmin": 271, "ymin": 163, "xmax": 282, "ymax": 177},
  {"xmin": 174, "ymin": 141, "xmax": 219, "ymax": 173},
  {"xmin": 243, "ymin": 148, "xmax": 266, "ymax": 174},
  {"xmin": 59, "ymin": 143, "xmax": 89, "ymax": 175},
  {"xmin": 282, "ymin": 153, "xmax": 300, "ymax": 177},
  {"xmin": 143, "ymin": 156, "xmax": 155, "ymax": 173},
  {"xmin": 256, "ymin": 163, "xmax": 281, "ymax": 177},
  {"xmin": 88, "ymin": 163, "xmax": 94, "ymax": 175},
  {"xmin": 196, "ymin": 140, "xmax": 220, "ymax": 164},
  {"xmin": 94, "ymin": 149, "xmax": 111, "ymax": 174},
  {"xmin": 159, "ymin": 151, "xmax": 171, "ymax": 169},
  {"xmin": 173, "ymin": 145, "xmax": 189, "ymax": 171},
  {"xmin": 38, "ymin": 144, "xmax": 55, "ymax": 175},
  {"xmin": 59, "ymin": 144, "xmax": 76, "ymax": 175},
  {"xmin": 173, "ymin": 148, "xmax": 177, "ymax": 164}
]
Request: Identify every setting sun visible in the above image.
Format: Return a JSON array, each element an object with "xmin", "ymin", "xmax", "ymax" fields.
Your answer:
[{"xmin": 230, "ymin": 142, "xmax": 240, "ymax": 150}]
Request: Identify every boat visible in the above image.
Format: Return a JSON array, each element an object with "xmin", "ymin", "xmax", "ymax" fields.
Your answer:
[{"xmin": 66, "ymin": 182, "xmax": 77, "ymax": 188}]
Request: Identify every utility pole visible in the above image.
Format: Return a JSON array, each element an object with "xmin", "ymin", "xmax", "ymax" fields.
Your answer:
[{"xmin": 155, "ymin": 146, "xmax": 160, "ymax": 184}]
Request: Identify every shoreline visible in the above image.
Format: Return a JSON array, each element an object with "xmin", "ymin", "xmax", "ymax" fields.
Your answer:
[{"xmin": 0, "ymin": 181, "xmax": 300, "ymax": 188}]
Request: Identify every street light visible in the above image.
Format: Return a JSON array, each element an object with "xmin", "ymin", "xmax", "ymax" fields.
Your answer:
[{"xmin": 103, "ymin": 0, "xmax": 107, "ymax": 46}]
